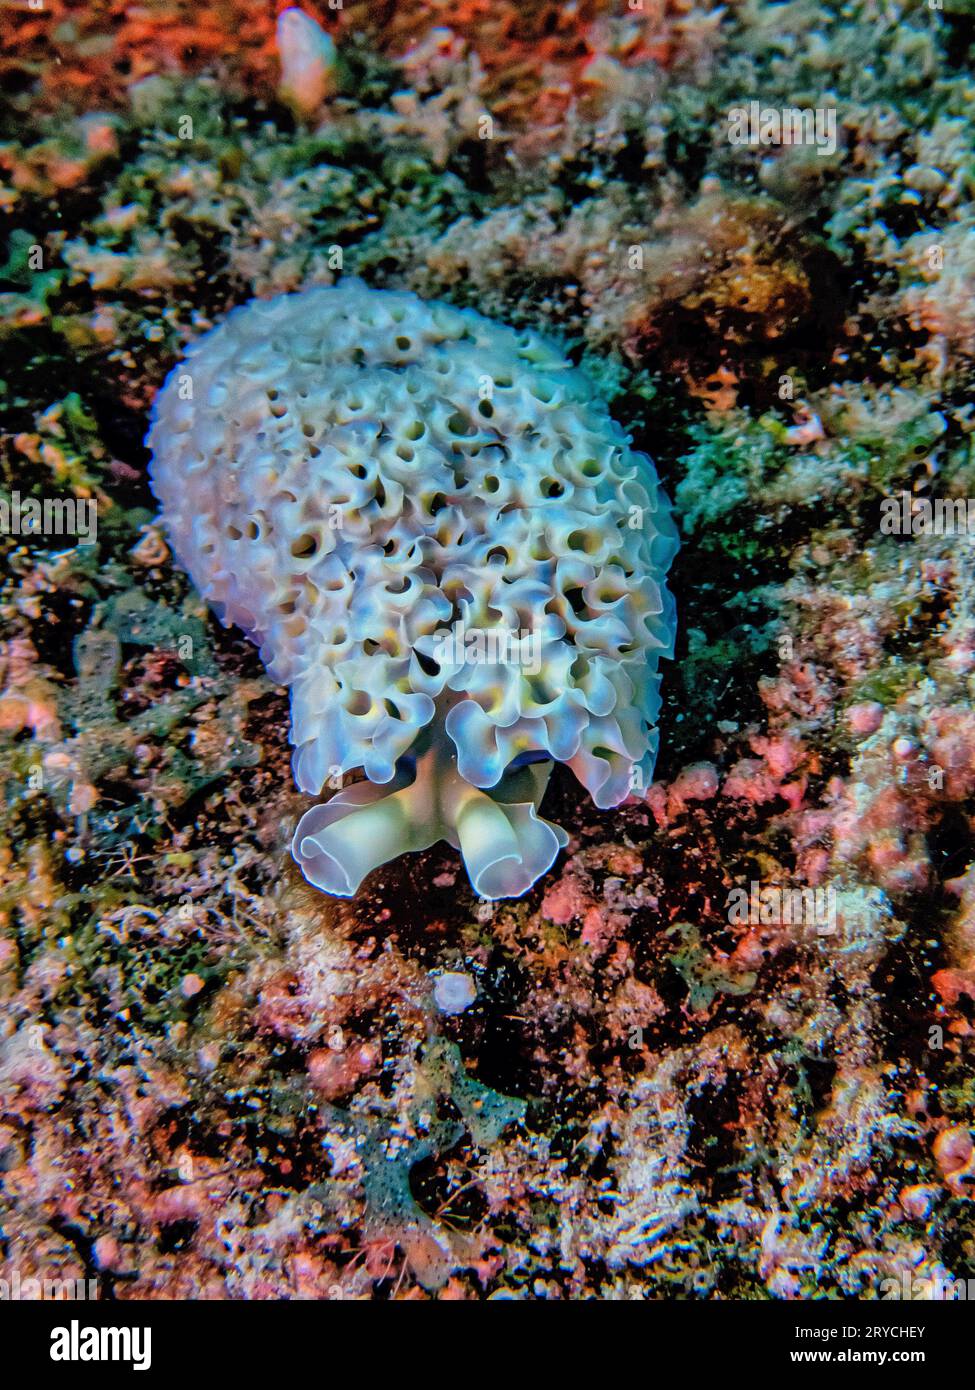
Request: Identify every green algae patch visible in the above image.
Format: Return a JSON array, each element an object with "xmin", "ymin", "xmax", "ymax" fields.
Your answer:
[
  {"xmin": 423, "ymin": 1037, "xmax": 527, "ymax": 1147},
  {"xmin": 666, "ymin": 922, "xmax": 757, "ymax": 1015}
]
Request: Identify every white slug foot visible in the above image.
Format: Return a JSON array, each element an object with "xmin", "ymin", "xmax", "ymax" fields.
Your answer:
[{"xmin": 291, "ymin": 718, "xmax": 568, "ymax": 900}]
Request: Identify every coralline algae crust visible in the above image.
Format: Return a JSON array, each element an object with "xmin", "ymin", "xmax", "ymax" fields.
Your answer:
[{"xmin": 147, "ymin": 278, "xmax": 678, "ymax": 898}]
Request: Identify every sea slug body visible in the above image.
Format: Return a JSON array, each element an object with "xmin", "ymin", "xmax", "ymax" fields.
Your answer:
[{"xmin": 147, "ymin": 279, "xmax": 679, "ymax": 899}]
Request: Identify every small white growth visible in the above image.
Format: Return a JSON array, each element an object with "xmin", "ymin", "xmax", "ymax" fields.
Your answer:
[
  {"xmin": 276, "ymin": 8, "xmax": 337, "ymax": 117},
  {"xmin": 148, "ymin": 280, "xmax": 678, "ymax": 899},
  {"xmin": 433, "ymin": 971, "xmax": 477, "ymax": 1014}
]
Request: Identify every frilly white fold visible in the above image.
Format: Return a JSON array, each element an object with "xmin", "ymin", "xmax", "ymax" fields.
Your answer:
[{"xmin": 292, "ymin": 724, "xmax": 568, "ymax": 900}]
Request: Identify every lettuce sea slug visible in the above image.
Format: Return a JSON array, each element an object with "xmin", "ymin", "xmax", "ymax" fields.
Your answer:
[{"xmin": 147, "ymin": 280, "xmax": 678, "ymax": 899}]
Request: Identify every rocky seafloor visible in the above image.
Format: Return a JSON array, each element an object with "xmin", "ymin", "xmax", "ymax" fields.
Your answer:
[{"xmin": 1, "ymin": 0, "xmax": 974, "ymax": 1300}]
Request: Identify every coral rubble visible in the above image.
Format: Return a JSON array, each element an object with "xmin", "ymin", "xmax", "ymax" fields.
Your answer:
[{"xmin": 0, "ymin": 0, "xmax": 974, "ymax": 1301}]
